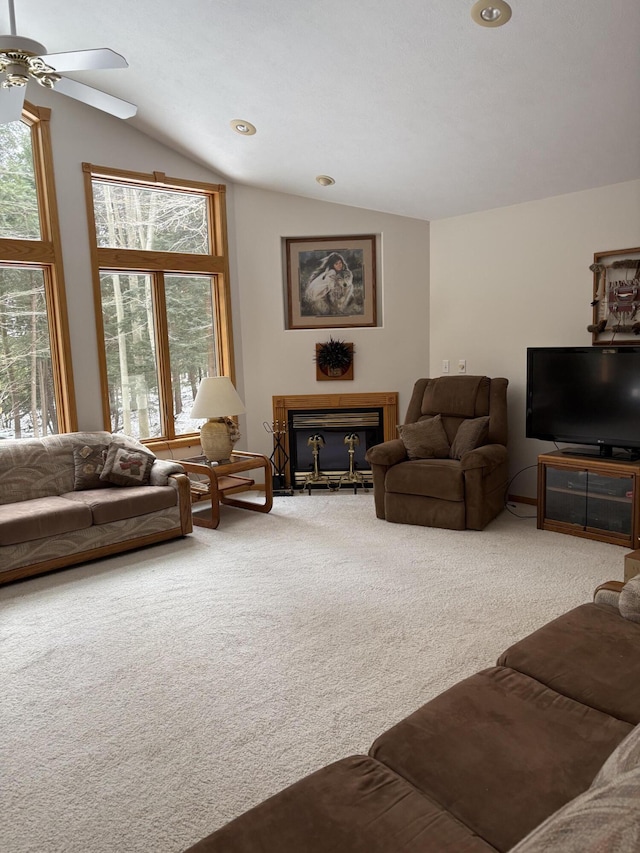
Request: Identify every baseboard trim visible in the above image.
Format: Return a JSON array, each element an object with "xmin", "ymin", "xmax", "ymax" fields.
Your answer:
[{"xmin": 508, "ymin": 494, "xmax": 537, "ymax": 506}]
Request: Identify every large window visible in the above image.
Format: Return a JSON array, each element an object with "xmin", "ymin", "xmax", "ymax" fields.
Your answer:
[
  {"xmin": 0, "ymin": 104, "xmax": 76, "ymax": 439},
  {"xmin": 83, "ymin": 165, "xmax": 233, "ymax": 447}
]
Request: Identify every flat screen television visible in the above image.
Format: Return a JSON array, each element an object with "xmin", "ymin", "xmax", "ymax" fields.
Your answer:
[{"xmin": 526, "ymin": 346, "xmax": 640, "ymax": 459}]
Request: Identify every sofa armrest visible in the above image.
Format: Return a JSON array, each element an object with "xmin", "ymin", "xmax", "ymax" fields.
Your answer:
[
  {"xmin": 149, "ymin": 459, "xmax": 185, "ymax": 486},
  {"xmin": 459, "ymin": 443, "xmax": 507, "ymax": 472},
  {"xmin": 166, "ymin": 472, "xmax": 193, "ymax": 534},
  {"xmin": 365, "ymin": 439, "xmax": 407, "ymax": 467},
  {"xmin": 594, "ymin": 580, "xmax": 624, "ymax": 609}
]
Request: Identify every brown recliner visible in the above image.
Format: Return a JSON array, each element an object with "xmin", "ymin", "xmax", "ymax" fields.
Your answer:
[{"xmin": 365, "ymin": 375, "xmax": 508, "ymax": 530}]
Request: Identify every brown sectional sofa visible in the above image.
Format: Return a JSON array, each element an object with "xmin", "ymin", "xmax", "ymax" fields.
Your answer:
[
  {"xmin": 184, "ymin": 579, "xmax": 640, "ymax": 852},
  {"xmin": 0, "ymin": 431, "xmax": 192, "ymax": 585}
]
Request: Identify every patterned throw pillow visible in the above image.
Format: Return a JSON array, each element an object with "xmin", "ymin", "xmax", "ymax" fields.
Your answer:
[
  {"xmin": 73, "ymin": 444, "xmax": 109, "ymax": 490},
  {"xmin": 509, "ymin": 767, "xmax": 640, "ymax": 852},
  {"xmin": 397, "ymin": 415, "xmax": 450, "ymax": 460},
  {"xmin": 619, "ymin": 576, "xmax": 640, "ymax": 624},
  {"xmin": 99, "ymin": 440, "xmax": 155, "ymax": 487},
  {"xmin": 592, "ymin": 724, "xmax": 640, "ymax": 788},
  {"xmin": 449, "ymin": 416, "xmax": 490, "ymax": 460}
]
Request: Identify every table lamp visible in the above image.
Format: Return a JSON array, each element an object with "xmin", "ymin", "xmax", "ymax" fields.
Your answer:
[{"xmin": 190, "ymin": 376, "xmax": 246, "ymax": 463}]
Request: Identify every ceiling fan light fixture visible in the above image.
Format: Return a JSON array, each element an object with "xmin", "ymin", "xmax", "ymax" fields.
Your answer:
[
  {"xmin": 0, "ymin": 0, "xmax": 137, "ymax": 124},
  {"xmin": 230, "ymin": 119, "xmax": 256, "ymax": 135},
  {"xmin": 316, "ymin": 175, "xmax": 335, "ymax": 187},
  {"xmin": 471, "ymin": 0, "xmax": 512, "ymax": 27},
  {"xmin": 3, "ymin": 68, "xmax": 28, "ymax": 86}
]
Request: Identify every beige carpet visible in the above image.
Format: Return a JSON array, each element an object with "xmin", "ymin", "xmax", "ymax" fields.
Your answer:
[{"xmin": 0, "ymin": 494, "xmax": 626, "ymax": 853}]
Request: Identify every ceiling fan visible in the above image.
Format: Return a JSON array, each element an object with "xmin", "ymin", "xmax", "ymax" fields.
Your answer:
[{"xmin": 0, "ymin": 0, "xmax": 136, "ymax": 124}]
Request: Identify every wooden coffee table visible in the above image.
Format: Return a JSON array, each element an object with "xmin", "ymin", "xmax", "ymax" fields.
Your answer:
[{"xmin": 179, "ymin": 451, "xmax": 273, "ymax": 529}]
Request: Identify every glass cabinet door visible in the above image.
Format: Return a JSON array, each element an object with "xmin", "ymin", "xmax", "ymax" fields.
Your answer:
[{"xmin": 544, "ymin": 464, "xmax": 633, "ymax": 536}]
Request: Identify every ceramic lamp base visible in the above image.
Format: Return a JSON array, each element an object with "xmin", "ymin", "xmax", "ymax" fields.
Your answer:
[{"xmin": 200, "ymin": 418, "xmax": 238, "ymax": 463}]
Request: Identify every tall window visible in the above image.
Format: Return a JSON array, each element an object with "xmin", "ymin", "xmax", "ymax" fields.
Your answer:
[
  {"xmin": 83, "ymin": 165, "xmax": 233, "ymax": 447},
  {"xmin": 0, "ymin": 104, "xmax": 76, "ymax": 439}
]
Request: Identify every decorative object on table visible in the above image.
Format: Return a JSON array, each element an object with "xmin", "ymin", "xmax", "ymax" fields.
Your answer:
[
  {"xmin": 263, "ymin": 420, "xmax": 293, "ymax": 496},
  {"xmin": 190, "ymin": 376, "xmax": 245, "ymax": 463},
  {"xmin": 588, "ymin": 247, "xmax": 640, "ymax": 345},
  {"xmin": 302, "ymin": 434, "xmax": 333, "ymax": 493},
  {"xmin": 338, "ymin": 433, "xmax": 367, "ymax": 493},
  {"xmin": 284, "ymin": 234, "xmax": 377, "ymax": 330},
  {"xmin": 315, "ymin": 337, "xmax": 354, "ymax": 381}
]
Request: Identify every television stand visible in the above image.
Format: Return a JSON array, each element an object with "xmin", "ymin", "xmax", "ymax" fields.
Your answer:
[{"xmin": 538, "ymin": 450, "xmax": 640, "ymax": 548}]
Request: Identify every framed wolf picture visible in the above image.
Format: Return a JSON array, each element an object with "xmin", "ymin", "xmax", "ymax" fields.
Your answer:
[{"xmin": 284, "ymin": 235, "xmax": 377, "ymax": 330}]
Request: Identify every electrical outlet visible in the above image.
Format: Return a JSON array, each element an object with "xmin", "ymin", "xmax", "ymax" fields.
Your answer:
[
  {"xmin": 442, "ymin": 359, "xmax": 450, "ymax": 374},
  {"xmin": 458, "ymin": 359, "xmax": 466, "ymax": 374}
]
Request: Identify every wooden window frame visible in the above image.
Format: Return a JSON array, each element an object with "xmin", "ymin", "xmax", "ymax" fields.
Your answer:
[
  {"xmin": 82, "ymin": 163, "xmax": 234, "ymax": 450},
  {"xmin": 0, "ymin": 101, "xmax": 77, "ymax": 435}
]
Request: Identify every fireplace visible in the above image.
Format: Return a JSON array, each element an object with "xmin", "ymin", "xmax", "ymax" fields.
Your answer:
[{"xmin": 271, "ymin": 393, "xmax": 399, "ymax": 491}]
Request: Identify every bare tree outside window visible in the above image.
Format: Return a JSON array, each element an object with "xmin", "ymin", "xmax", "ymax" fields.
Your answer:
[
  {"xmin": 0, "ymin": 267, "xmax": 57, "ymax": 438},
  {"xmin": 92, "ymin": 182, "xmax": 209, "ymax": 254},
  {"xmin": 0, "ymin": 121, "xmax": 40, "ymax": 241},
  {"xmin": 0, "ymin": 108, "xmax": 74, "ymax": 440},
  {"xmin": 86, "ymin": 167, "xmax": 232, "ymax": 444}
]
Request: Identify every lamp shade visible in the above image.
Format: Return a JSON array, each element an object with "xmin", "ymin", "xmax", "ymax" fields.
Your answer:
[{"xmin": 191, "ymin": 377, "xmax": 245, "ymax": 419}]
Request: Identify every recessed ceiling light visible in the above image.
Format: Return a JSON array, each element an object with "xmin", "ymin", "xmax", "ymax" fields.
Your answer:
[
  {"xmin": 230, "ymin": 120, "xmax": 256, "ymax": 135},
  {"xmin": 470, "ymin": 0, "xmax": 512, "ymax": 27},
  {"xmin": 316, "ymin": 175, "xmax": 335, "ymax": 187}
]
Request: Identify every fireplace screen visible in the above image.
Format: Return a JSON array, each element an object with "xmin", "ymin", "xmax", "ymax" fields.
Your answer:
[{"xmin": 289, "ymin": 408, "xmax": 384, "ymax": 491}]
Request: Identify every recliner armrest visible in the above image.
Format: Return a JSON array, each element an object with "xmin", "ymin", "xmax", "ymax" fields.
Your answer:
[
  {"xmin": 365, "ymin": 439, "xmax": 407, "ymax": 467},
  {"xmin": 459, "ymin": 443, "xmax": 507, "ymax": 472}
]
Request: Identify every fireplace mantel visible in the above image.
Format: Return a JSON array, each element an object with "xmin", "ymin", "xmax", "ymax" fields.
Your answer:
[{"xmin": 272, "ymin": 392, "xmax": 398, "ymax": 488}]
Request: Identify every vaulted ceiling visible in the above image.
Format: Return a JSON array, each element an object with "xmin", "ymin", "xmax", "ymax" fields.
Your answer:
[{"xmin": 6, "ymin": 0, "xmax": 640, "ymax": 219}]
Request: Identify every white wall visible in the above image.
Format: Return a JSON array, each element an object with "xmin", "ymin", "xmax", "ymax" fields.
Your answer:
[
  {"xmin": 230, "ymin": 186, "xmax": 430, "ymax": 457},
  {"xmin": 430, "ymin": 179, "xmax": 640, "ymax": 498}
]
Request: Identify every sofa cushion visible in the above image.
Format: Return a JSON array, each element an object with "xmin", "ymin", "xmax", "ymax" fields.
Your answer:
[
  {"xmin": 73, "ymin": 444, "xmax": 109, "ymax": 490},
  {"xmin": 0, "ymin": 496, "xmax": 92, "ymax": 546},
  {"xmin": 369, "ymin": 666, "xmax": 632, "ymax": 853},
  {"xmin": 497, "ymin": 602, "xmax": 640, "ymax": 725},
  {"xmin": 100, "ymin": 440, "xmax": 155, "ymax": 487},
  {"xmin": 449, "ymin": 416, "xmax": 490, "ymax": 460},
  {"xmin": 385, "ymin": 458, "xmax": 465, "ymax": 501},
  {"xmin": 398, "ymin": 415, "xmax": 450, "ymax": 459},
  {"xmin": 61, "ymin": 486, "xmax": 176, "ymax": 525},
  {"xmin": 184, "ymin": 755, "xmax": 498, "ymax": 853},
  {"xmin": 509, "ymin": 767, "xmax": 640, "ymax": 852}
]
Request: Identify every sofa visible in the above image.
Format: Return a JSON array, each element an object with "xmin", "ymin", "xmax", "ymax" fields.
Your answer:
[
  {"xmin": 184, "ymin": 578, "xmax": 640, "ymax": 852},
  {"xmin": 0, "ymin": 431, "xmax": 192, "ymax": 585},
  {"xmin": 366, "ymin": 375, "xmax": 508, "ymax": 530}
]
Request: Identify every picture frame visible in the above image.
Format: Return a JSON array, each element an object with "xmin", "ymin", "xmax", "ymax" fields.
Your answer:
[
  {"xmin": 590, "ymin": 246, "xmax": 640, "ymax": 345},
  {"xmin": 284, "ymin": 235, "xmax": 377, "ymax": 330}
]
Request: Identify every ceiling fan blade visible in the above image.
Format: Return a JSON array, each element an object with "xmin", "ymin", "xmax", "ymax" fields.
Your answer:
[
  {"xmin": 54, "ymin": 76, "xmax": 137, "ymax": 119},
  {"xmin": 42, "ymin": 48, "xmax": 128, "ymax": 73},
  {"xmin": 0, "ymin": 84, "xmax": 26, "ymax": 124}
]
